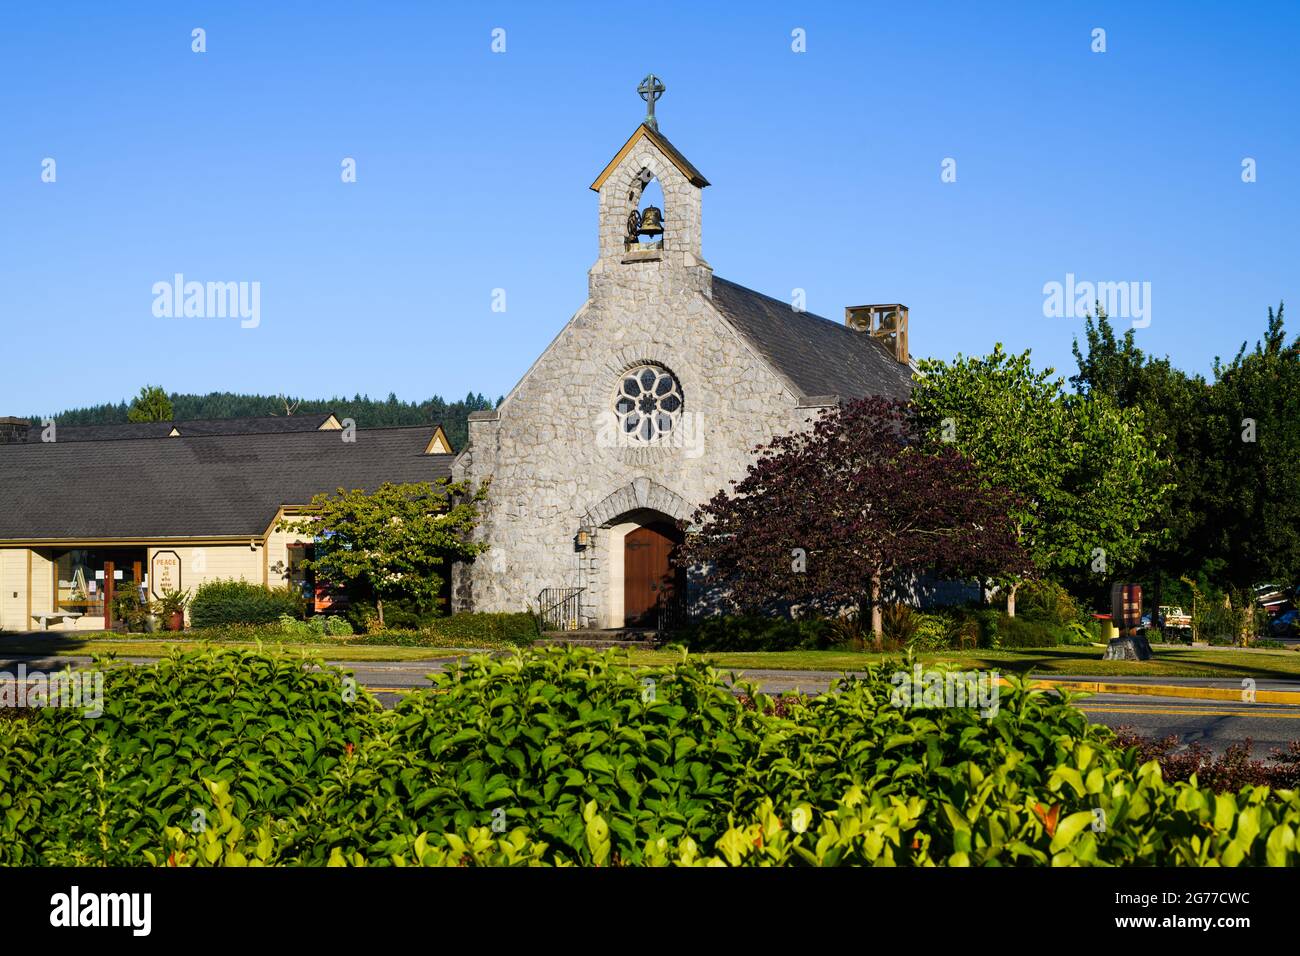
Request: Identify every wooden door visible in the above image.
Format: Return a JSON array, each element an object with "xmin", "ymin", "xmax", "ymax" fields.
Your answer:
[
  {"xmin": 103, "ymin": 560, "xmax": 114, "ymax": 630},
  {"xmin": 624, "ymin": 524, "xmax": 679, "ymax": 627}
]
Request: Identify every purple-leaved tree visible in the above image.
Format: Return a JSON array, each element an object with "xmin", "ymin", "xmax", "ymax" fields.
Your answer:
[{"xmin": 679, "ymin": 397, "xmax": 1032, "ymax": 636}]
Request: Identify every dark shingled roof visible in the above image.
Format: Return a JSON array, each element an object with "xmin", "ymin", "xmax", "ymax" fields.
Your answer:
[
  {"xmin": 14, "ymin": 413, "xmax": 341, "ymax": 443},
  {"xmin": 710, "ymin": 277, "xmax": 914, "ymax": 403},
  {"xmin": 0, "ymin": 427, "xmax": 454, "ymax": 541}
]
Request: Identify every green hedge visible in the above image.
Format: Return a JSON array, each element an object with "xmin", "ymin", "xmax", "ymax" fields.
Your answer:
[
  {"xmin": 994, "ymin": 615, "xmax": 1060, "ymax": 648},
  {"xmin": 4, "ymin": 647, "xmax": 1300, "ymax": 866},
  {"xmin": 189, "ymin": 580, "xmax": 304, "ymax": 628},
  {"xmin": 677, "ymin": 609, "xmax": 1088, "ymax": 653},
  {"xmin": 163, "ymin": 611, "xmax": 538, "ymax": 648},
  {"xmin": 675, "ymin": 615, "xmax": 834, "ymax": 651},
  {"xmin": 421, "ymin": 611, "xmax": 538, "ymax": 645}
]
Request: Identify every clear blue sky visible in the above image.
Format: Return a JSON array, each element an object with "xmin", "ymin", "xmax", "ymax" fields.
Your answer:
[{"xmin": 2, "ymin": 1, "xmax": 1296, "ymax": 416}]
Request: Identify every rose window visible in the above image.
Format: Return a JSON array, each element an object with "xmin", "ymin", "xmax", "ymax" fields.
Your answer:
[{"xmin": 614, "ymin": 366, "xmax": 683, "ymax": 442}]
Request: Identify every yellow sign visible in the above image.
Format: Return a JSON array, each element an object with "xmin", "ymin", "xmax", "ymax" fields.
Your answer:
[{"xmin": 151, "ymin": 550, "xmax": 182, "ymax": 598}]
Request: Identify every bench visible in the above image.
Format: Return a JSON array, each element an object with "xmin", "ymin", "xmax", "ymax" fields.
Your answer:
[{"xmin": 31, "ymin": 611, "xmax": 84, "ymax": 631}]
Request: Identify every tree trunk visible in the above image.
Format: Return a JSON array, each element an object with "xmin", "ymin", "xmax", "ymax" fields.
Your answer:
[
  {"xmin": 377, "ymin": 598, "xmax": 385, "ymax": 629},
  {"xmin": 1006, "ymin": 581, "xmax": 1019, "ymax": 618},
  {"xmin": 870, "ymin": 570, "xmax": 883, "ymax": 642}
]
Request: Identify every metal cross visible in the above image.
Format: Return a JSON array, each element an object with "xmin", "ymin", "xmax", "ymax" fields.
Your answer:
[{"xmin": 637, "ymin": 74, "xmax": 665, "ymax": 131}]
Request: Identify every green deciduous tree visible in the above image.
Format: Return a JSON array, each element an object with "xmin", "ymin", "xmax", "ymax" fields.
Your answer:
[
  {"xmin": 913, "ymin": 344, "xmax": 1172, "ymax": 612},
  {"xmin": 1070, "ymin": 309, "xmax": 1213, "ymax": 607},
  {"xmin": 1072, "ymin": 303, "xmax": 1300, "ymax": 617},
  {"xmin": 280, "ymin": 480, "xmax": 489, "ymax": 627},
  {"xmin": 1202, "ymin": 304, "xmax": 1300, "ymax": 592},
  {"xmin": 126, "ymin": 385, "xmax": 174, "ymax": 422}
]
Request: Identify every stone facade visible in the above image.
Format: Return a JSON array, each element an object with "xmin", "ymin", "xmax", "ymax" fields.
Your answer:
[{"xmin": 452, "ymin": 126, "xmax": 832, "ymax": 627}]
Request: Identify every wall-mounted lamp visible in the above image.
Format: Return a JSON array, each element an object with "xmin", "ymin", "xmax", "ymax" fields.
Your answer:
[{"xmin": 575, "ymin": 529, "xmax": 591, "ymax": 550}]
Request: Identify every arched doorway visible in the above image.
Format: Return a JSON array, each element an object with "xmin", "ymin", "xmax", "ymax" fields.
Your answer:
[{"xmin": 623, "ymin": 520, "xmax": 685, "ymax": 627}]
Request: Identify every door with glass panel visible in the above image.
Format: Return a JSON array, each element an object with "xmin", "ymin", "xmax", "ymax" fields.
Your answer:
[{"xmin": 54, "ymin": 549, "xmax": 146, "ymax": 629}]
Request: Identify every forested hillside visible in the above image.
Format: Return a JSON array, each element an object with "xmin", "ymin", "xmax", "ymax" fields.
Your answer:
[{"xmin": 33, "ymin": 391, "xmax": 501, "ymax": 452}]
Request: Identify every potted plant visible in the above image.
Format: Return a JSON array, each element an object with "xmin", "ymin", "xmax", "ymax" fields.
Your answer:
[
  {"xmin": 111, "ymin": 588, "xmax": 148, "ymax": 633},
  {"xmin": 157, "ymin": 588, "xmax": 190, "ymax": 632}
]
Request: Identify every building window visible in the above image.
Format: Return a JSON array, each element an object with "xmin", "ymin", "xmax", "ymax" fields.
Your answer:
[
  {"xmin": 53, "ymin": 548, "xmax": 145, "ymax": 618},
  {"xmin": 614, "ymin": 365, "xmax": 683, "ymax": 443}
]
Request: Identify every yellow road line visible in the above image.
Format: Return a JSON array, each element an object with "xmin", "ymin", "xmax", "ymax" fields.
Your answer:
[
  {"xmin": 1080, "ymin": 704, "xmax": 1300, "ymax": 719},
  {"xmin": 1007, "ymin": 677, "xmax": 1300, "ymax": 706}
]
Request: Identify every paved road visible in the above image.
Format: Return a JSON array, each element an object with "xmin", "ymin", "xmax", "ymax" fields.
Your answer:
[
  {"xmin": 1075, "ymin": 694, "xmax": 1300, "ymax": 756},
  {"xmin": 5, "ymin": 654, "xmax": 1300, "ymax": 756}
]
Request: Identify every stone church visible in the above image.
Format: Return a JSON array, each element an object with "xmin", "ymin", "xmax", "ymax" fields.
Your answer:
[{"xmin": 452, "ymin": 78, "xmax": 914, "ymax": 630}]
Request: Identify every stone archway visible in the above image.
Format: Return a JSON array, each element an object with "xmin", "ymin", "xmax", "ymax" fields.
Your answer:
[
  {"xmin": 580, "ymin": 478, "xmax": 693, "ymax": 629},
  {"xmin": 580, "ymin": 477, "xmax": 692, "ymax": 530}
]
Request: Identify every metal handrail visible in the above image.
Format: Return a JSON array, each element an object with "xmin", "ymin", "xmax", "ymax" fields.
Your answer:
[{"xmin": 537, "ymin": 587, "xmax": 586, "ymax": 631}]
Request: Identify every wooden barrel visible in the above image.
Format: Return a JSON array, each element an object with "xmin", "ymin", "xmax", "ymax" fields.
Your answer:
[{"xmin": 1110, "ymin": 583, "xmax": 1142, "ymax": 629}]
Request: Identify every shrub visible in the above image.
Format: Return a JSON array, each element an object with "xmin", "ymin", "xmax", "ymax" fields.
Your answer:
[
  {"xmin": 346, "ymin": 597, "xmax": 445, "ymax": 632},
  {"xmin": 1061, "ymin": 620, "xmax": 1099, "ymax": 645},
  {"xmin": 325, "ymin": 615, "xmax": 354, "ymax": 637},
  {"xmin": 0, "ymin": 649, "xmax": 380, "ymax": 866},
  {"xmin": 827, "ymin": 611, "xmax": 878, "ymax": 649},
  {"xmin": 6, "ymin": 646, "xmax": 1300, "ymax": 867},
  {"xmin": 189, "ymin": 580, "xmax": 305, "ymax": 628},
  {"xmin": 276, "ymin": 614, "xmax": 325, "ymax": 637},
  {"xmin": 906, "ymin": 613, "xmax": 951, "ymax": 651},
  {"xmin": 1017, "ymin": 580, "xmax": 1079, "ymax": 625},
  {"xmin": 422, "ymin": 611, "xmax": 538, "ymax": 645},
  {"xmin": 109, "ymin": 588, "xmax": 151, "ymax": 632},
  {"xmin": 1111, "ymin": 732, "xmax": 1300, "ymax": 793},
  {"xmin": 939, "ymin": 606, "xmax": 1002, "ymax": 648},
  {"xmin": 1196, "ymin": 603, "xmax": 1239, "ymax": 643},
  {"xmin": 994, "ymin": 614, "xmax": 1059, "ymax": 648},
  {"xmin": 676, "ymin": 615, "xmax": 833, "ymax": 652},
  {"xmin": 881, "ymin": 604, "xmax": 920, "ymax": 645}
]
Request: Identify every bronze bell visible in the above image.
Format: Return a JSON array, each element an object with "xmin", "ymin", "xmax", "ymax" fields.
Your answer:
[{"xmin": 637, "ymin": 205, "xmax": 664, "ymax": 238}]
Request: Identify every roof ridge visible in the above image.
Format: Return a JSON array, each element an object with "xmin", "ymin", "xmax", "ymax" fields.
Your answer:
[{"xmin": 0, "ymin": 421, "xmax": 449, "ymax": 450}]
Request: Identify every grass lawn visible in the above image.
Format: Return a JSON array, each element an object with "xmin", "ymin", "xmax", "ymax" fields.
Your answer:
[
  {"xmin": 0, "ymin": 633, "xmax": 483, "ymax": 662},
  {"xmin": 4, "ymin": 632, "xmax": 1300, "ymax": 680},
  {"xmin": 623, "ymin": 645, "xmax": 1300, "ymax": 681}
]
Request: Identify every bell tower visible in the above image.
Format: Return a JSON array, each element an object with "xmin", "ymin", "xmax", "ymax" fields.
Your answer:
[{"xmin": 588, "ymin": 75, "xmax": 711, "ymax": 294}]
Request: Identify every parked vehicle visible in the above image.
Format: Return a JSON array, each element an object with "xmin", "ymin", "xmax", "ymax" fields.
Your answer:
[
  {"xmin": 1158, "ymin": 605, "xmax": 1192, "ymax": 629},
  {"xmin": 1253, "ymin": 583, "xmax": 1291, "ymax": 617},
  {"xmin": 1269, "ymin": 609, "xmax": 1299, "ymax": 638}
]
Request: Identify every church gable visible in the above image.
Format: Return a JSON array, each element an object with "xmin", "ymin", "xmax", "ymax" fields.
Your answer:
[
  {"xmin": 455, "ymin": 76, "xmax": 914, "ymax": 627},
  {"xmin": 589, "ymin": 123, "xmax": 709, "ymax": 194}
]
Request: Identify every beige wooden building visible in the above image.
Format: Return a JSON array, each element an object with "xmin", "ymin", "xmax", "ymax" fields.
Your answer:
[{"xmin": 0, "ymin": 416, "xmax": 452, "ymax": 632}]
